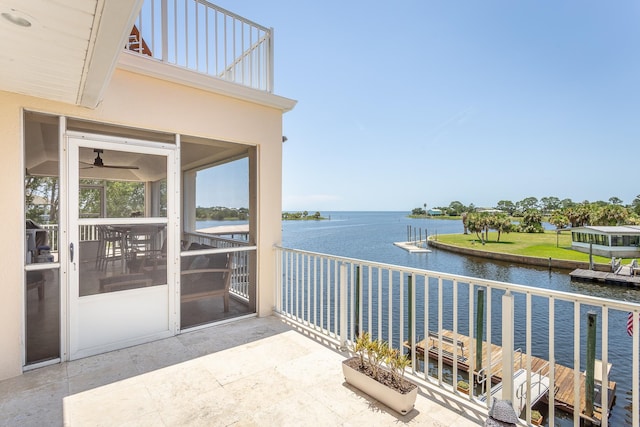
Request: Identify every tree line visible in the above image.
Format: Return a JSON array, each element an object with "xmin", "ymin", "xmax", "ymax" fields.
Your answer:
[
  {"xmin": 412, "ymin": 195, "xmax": 640, "ymax": 243},
  {"xmin": 415, "ymin": 195, "xmax": 640, "ymax": 218},
  {"xmin": 282, "ymin": 211, "xmax": 324, "ymax": 220},
  {"xmin": 196, "ymin": 206, "xmax": 248, "ymax": 221}
]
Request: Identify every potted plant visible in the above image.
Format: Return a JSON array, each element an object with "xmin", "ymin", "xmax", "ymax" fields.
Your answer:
[
  {"xmin": 457, "ymin": 380, "xmax": 470, "ymax": 394},
  {"xmin": 342, "ymin": 332, "xmax": 419, "ymax": 415},
  {"xmin": 531, "ymin": 409, "xmax": 543, "ymax": 426}
]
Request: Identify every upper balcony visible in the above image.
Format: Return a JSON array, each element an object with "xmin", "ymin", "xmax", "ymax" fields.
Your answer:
[
  {"xmin": 127, "ymin": 0, "xmax": 274, "ymax": 93},
  {"xmin": 0, "ymin": 0, "xmax": 279, "ymax": 109}
]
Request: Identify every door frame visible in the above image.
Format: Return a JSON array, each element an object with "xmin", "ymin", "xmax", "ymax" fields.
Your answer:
[{"xmin": 65, "ymin": 131, "xmax": 179, "ymax": 360}]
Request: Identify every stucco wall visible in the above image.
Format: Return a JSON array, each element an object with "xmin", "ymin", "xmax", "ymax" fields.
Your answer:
[{"xmin": 0, "ymin": 67, "xmax": 286, "ymax": 380}]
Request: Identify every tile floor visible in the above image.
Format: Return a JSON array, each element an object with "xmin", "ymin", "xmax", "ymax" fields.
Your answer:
[{"xmin": 0, "ymin": 316, "xmax": 487, "ymax": 426}]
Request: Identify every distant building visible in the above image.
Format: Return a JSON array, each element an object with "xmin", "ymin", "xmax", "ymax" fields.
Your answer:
[
  {"xmin": 427, "ymin": 209, "xmax": 443, "ymax": 216},
  {"xmin": 476, "ymin": 208, "xmax": 503, "ymax": 214},
  {"xmin": 571, "ymin": 226, "xmax": 640, "ymax": 257}
]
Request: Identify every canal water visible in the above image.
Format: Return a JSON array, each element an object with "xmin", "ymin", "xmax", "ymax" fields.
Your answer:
[{"xmin": 280, "ymin": 211, "xmax": 640, "ymax": 426}]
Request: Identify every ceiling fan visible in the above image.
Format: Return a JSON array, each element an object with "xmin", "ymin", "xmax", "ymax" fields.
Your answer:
[{"xmin": 81, "ymin": 149, "xmax": 139, "ymax": 170}]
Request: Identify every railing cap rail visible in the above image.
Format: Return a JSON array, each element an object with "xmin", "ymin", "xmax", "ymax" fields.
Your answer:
[{"xmin": 275, "ymin": 245, "xmax": 640, "ymax": 312}]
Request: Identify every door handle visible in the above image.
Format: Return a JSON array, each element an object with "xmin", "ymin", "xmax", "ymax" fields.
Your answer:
[{"xmin": 70, "ymin": 242, "xmax": 74, "ymax": 263}]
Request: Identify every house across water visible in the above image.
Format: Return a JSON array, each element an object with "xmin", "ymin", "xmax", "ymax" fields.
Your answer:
[{"xmin": 571, "ymin": 225, "xmax": 640, "ymax": 258}]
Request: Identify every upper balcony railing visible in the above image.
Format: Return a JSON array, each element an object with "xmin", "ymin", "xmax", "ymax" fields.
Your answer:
[
  {"xmin": 130, "ymin": 0, "xmax": 273, "ymax": 92},
  {"xmin": 274, "ymin": 246, "xmax": 640, "ymax": 427}
]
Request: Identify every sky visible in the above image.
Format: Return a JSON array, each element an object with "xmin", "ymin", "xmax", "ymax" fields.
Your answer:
[{"xmin": 211, "ymin": 1, "xmax": 640, "ymax": 212}]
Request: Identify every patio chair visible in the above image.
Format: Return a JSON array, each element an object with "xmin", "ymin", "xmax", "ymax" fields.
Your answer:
[
  {"xmin": 99, "ymin": 273, "xmax": 152, "ymax": 293},
  {"xmin": 95, "ymin": 226, "xmax": 126, "ymax": 271},
  {"xmin": 181, "ymin": 249, "xmax": 233, "ymax": 312}
]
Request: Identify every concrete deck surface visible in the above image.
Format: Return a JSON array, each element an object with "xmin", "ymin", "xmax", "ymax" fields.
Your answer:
[{"xmin": 0, "ymin": 316, "xmax": 486, "ymax": 426}]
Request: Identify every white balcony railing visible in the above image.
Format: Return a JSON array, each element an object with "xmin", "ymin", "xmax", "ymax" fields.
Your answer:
[
  {"xmin": 132, "ymin": 0, "xmax": 273, "ymax": 92},
  {"xmin": 274, "ymin": 246, "xmax": 640, "ymax": 427}
]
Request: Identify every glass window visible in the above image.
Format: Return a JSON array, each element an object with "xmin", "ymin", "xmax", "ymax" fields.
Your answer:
[
  {"xmin": 180, "ymin": 148, "xmax": 256, "ymax": 328},
  {"xmin": 24, "ymin": 111, "xmax": 61, "ymax": 365}
]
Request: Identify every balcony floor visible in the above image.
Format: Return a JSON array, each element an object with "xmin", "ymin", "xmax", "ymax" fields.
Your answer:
[{"xmin": 0, "ymin": 316, "xmax": 486, "ymax": 426}]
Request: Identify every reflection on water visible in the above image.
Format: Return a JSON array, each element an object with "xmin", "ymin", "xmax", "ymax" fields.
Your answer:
[{"xmin": 282, "ymin": 212, "xmax": 640, "ymax": 426}]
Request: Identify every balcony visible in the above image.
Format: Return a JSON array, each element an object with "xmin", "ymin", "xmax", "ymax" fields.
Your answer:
[
  {"xmin": 0, "ymin": 317, "xmax": 482, "ymax": 426},
  {"xmin": 127, "ymin": 0, "xmax": 273, "ymax": 93},
  {"xmin": 274, "ymin": 247, "xmax": 640, "ymax": 427},
  {"xmin": 5, "ymin": 248, "xmax": 639, "ymax": 425}
]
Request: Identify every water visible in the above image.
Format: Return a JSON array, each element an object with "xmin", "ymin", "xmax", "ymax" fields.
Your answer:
[{"xmin": 279, "ymin": 211, "xmax": 640, "ymax": 426}]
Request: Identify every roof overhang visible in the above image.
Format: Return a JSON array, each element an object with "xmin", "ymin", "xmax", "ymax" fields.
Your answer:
[{"xmin": 0, "ymin": 0, "xmax": 143, "ymax": 108}]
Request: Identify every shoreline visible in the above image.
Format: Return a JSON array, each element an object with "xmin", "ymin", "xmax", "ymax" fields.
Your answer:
[{"xmin": 427, "ymin": 237, "xmax": 611, "ymax": 272}]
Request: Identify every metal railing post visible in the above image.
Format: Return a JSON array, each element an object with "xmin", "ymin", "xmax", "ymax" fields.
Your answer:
[
  {"xmin": 339, "ymin": 263, "xmax": 348, "ymax": 350},
  {"xmin": 502, "ymin": 290, "xmax": 515, "ymax": 411},
  {"xmin": 161, "ymin": 0, "xmax": 168, "ymax": 61}
]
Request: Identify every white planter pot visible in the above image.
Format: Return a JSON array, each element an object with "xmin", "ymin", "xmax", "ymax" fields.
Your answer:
[{"xmin": 342, "ymin": 357, "xmax": 418, "ymax": 415}]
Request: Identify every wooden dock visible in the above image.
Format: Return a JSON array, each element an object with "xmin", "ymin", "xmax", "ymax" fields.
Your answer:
[
  {"xmin": 410, "ymin": 329, "xmax": 616, "ymax": 424},
  {"xmin": 393, "ymin": 241, "xmax": 431, "ymax": 253},
  {"xmin": 570, "ymin": 268, "xmax": 640, "ymax": 286}
]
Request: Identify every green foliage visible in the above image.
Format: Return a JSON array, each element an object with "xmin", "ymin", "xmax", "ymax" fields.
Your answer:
[
  {"xmin": 25, "ymin": 176, "xmax": 59, "ymax": 223},
  {"xmin": 350, "ymin": 333, "xmax": 409, "ymax": 386},
  {"xmin": 549, "ymin": 211, "xmax": 570, "ymax": 229},
  {"xmin": 353, "ymin": 332, "xmax": 370, "ymax": 369},
  {"xmin": 519, "ymin": 209, "xmax": 544, "ymax": 233},
  {"xmin": 105, "ymin": 181, "xmax": 145, "ymax": 217},
  {"xmin": 282, "ymin": 211, "xmax": 326, "ymax": 220},
  {"xmin": 386, "ymin": 348, "xmax": 411, "ymax": 384},
  {"xmin": 495, "ymin": 200, "xmax": 516, "ymax": 216},
  {"xmin": 457, "ymin": 380, "xmax": 469, "ymax": 391},
  {"xmin": 412, "ymin": 207, "xmax": 426, "ymax": 216},
  {"xmin": 366, "ymin": 339, "xmax": 387, "ymax": 380},
  {"xmin": 447, "ymin": 201, "xmax": 467, "ymax": 216},
  {"xmin": 196, "ymin": 206, "xmax": 248, "ymax": 221}
]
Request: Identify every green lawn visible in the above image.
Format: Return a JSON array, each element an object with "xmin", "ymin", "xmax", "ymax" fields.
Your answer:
[{"xmin": 435, "ymin": 230, "xmax": 616, "ymax": 264}]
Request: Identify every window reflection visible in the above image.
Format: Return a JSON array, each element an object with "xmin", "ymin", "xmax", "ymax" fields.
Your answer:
[{"xmin": 79, "ymin": 224, "xmax": 168, "ymax": 296}]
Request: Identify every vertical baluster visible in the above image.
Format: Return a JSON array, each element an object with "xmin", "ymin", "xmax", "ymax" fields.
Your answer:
[
  {"xmin": 425, "ymin": 274, "xmax": 430, "ymax": 380},
  {"xmin": 452, "ymin": 280, "xmax": 458, "ymax": 393},
  {"xmin": 377, "ymin": 267, "xmax": 382, "ymax": 341},
  {"xmin": 601, "ymin": 307, "xmax": 608, "ymax": 427},
  {"xmin": 399, "ymin": 271, "xmax": 404, "ymax": 352},
  {"xmin": 437, "ymin": 277, "xmax": 443, "ymax": 386},
  {"xmin": 313, "ymin": 256, "xmax": 317, "ymax": 328},
  {"xmin": 333, "ymin": 260, "xmax": 340, "ymax": 337},
  {"xmin": 274, "ymin": 248, "xmax": 280, "ymax": 312},
  {"xmin": 194, "ymin": 0, "xmax": 199, "ymax": 70},
  {"xmin": 184, "ymin": 0, "xmax": 188, "ymax": 67},
  {"xmin": 633, "ymin": 310, "xmax": 639, "ymax": 427},
  {"xmin": 526, "ymin": 292, "xmax": 532, "ymax": 421},
  {"xmin": 339, "ymin": 263, "xmax": 347, "ymax": 349},
  {"xmin": 410, "ymin": 274, "xmax": 416, "ymax": 374},
  {"xmin": 282, "ymin": 250, "xmax": 287, "ymax": 315},
  {"xmin": 241, "ymin": 22, "xmax": 245, "ymax": 85},
  {"xmin": 573, "ymin": 302, "xmax": 581, "ymax": 427},
  {"xmin": 485, "ymin": 287, "xmax": 492, "ymax": 406},
  {"xmin": 295, "ymin": 252, "xmax": 299, "ymax": 321},
  {"xmin": 320, "ymin": 257, "xmax": 324, "ymax": 332},
  {"xmin": 214, "ymin": 9, "xmax": 218, "ymax": 74},
  {"xmin": 368, "ymin": 265, "xmax": 372, "ymax": 338},
  {"xmin": 548, "ymin": 296, "xmax": 555, "ymax": 427},
  {"xmin": 304, "ymin": 254, "xmax": 309, "ymax": 324},
  {"xmin": 388, "ymin": 269, "xmax": 393, "ymax": 346},
  {"xmin": 204, "ymin": 3, "xmax": 209, "ymax": 73}
]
